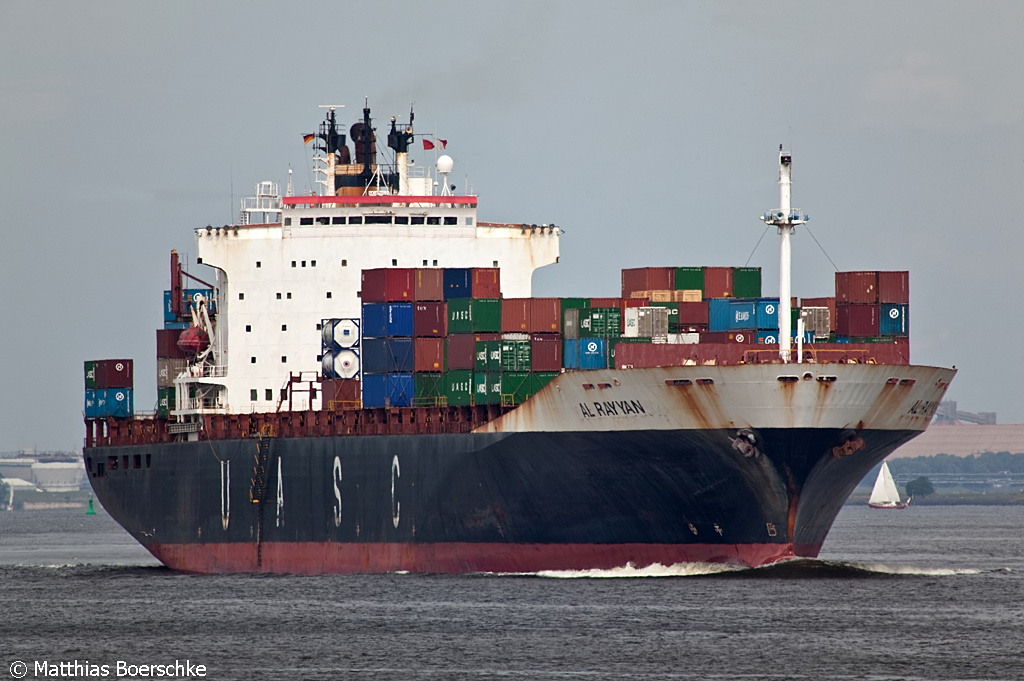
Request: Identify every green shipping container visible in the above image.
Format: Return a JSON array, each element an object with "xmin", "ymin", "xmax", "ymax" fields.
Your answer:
[
  {"xmin": 156, "ymin": 386, "xmax": 175, "ymax": 418},
  {"xmin": 531, "ymin": 372, "xmax": 559, "ymax": 395},
  {"xmin": 414, "ymin": 373, "xmax": 444, "ymax": 406},
  {"xmin": 84, "ymin": 361, "xmax": 99, "ymax": 389},
  {"xmin": 444, "ymin": 370, "xmax": 475, "ymax": 406},
  {"xmin": 500, "ymin": 340, "xmax": 532, "ymax": 372},
  {"xmin": 733, "ymin": 267, "xmax": 762, "ymax": 298},
  {"xmin": 502, "ymin": 371, "xmax": 532, "ymax": 405},
  {"xmin": 580, "ymin": 308, "xmax": 622, "ymax": 337},
  {"xmin": 475, "ymin": 340, "xmax": 502, "ymax": 372},
  {"xmin": 448, "ymin": 298, "xmax": 502, "ymax": 334},
  {"xmin": 674, "ymin": 267, "xmax": 704, "ymax": 292},
  {"xmin": 473, "ymin": 372, "xmax": 502, "ymax": 405}
]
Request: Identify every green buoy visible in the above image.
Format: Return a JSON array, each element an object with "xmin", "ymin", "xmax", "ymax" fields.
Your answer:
[{"xmin": 86, "ymin": 495, "xmax": 96, "ymax": 515}]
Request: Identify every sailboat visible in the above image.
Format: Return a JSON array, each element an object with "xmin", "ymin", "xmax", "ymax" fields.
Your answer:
[{"xmin": 868, "ymin": 461, "xmax": 909, "ymax": 509}]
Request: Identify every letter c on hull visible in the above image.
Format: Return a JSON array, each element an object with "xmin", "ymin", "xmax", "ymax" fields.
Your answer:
[{"xmin": 391, "ymin": 455, "xmax": 401, "ymax": 529}]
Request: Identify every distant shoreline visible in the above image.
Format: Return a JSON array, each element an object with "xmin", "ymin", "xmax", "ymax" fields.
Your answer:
[{"xmin": 847, "ymin": 494, "xmax": 1024, "ymax": 506}]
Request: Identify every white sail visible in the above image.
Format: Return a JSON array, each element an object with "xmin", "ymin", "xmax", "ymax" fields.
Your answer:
[{"xmin": 868, "ymin": 461, "xmax": 902, "ymax": 506}]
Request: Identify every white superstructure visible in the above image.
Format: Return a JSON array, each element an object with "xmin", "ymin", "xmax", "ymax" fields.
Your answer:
[{"xmin": 171, "ymin": 106, "xmax": 560, "ymax": 418}]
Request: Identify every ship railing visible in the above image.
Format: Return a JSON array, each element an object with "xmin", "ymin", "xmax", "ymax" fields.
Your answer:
[
  {"xmin": 187, "ymin": 364, "xmax": 227, "ymax": 378},
  {"xmin": 411, "ymin": 396, "xmax": 448, "ymax": 408},
  {"xmin": 327, "ymin": 399, "xmax": 363, "ymax": 411},
  {"xmin": 741, "ymin": 348, "xmax": 878, "ymax": 364},
  {"xmin": 178, "ymin": 397, "xmax": 226, "ymax": 412}
]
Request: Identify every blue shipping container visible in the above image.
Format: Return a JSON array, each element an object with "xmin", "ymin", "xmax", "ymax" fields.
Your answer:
[
  {"xmin": 755, "ymin": 330, "xmax": 814, "ymax": 345},
  {"xmin": 361, "ymin": 339, "xmax": 390, "ymax": 374},
  {"xmin": 362, "ymin": 303, "xmax": 413, "ymax": 338},
  {"xmin": 163, "ymin": 290, "xmax": 175, "ymax": 322},
  {"xmin": 361, "ymin": 373, "xmax": 412, "ymax": 408},
  {"xmin": 708, "ymin": 299, "xmax": 757, "ymax": 332},
  {"xmin": 84, "ymin": 389, "xmax": 100, "ymax": 419},
  {"xmin": 442, "ymin": 268, "xmax": 471, "ymax": 300},
  {"xmin": 87, "ymin": 388, "xmax": 133, "ymax": 418},
  {"xmin": 879, "ymin": 304, "xmax": 909, "ymax": 337},
  {"xmin": 163, "ymin": 321, "xmax": 190, "ymax": 330},
  {"xmin": 564, "ymin": 338, "xmax": 607, "ymax": 370},
  {"xmin": 755, "ymin": 298, "xmax": 780, "ymax": 330},
  {"xmin": 184, "ymin": 288, "xmax": 217, "ymax": 314},
  {"xmin": 362, "ymin": 339, "xmax": 413, "ymax": 373}
]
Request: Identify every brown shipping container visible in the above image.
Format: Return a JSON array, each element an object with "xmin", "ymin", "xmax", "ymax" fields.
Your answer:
[
  {"xmin": 446, "ymin": 334, "xmax": 477, "ymax": 370},
  {"xmin": 413, "ymin": 302, "xmax": 447, "ymax": 337},
  {"xmin": 703, "ymin": 267, "xmax": 734, "ymax": 298},
  {"xmin": 361, "ymin": 268, "xmax": 414, "ymax": 303},
  {"xmin": 530, "ymin": 334, "xmax": 562, "ymax": 371},
  {"xmin": 614, "ymin": 342, "xmax": 750, "ymax": 369},
  {"xmin": 156, "ymin": 357, "xmax": 188, "ymax": 389},
  {"xmin": 878, "ymin": 271, "xmax": 909, "ymax": 304},
  {"xmin": 836, "ymin": 303, "xmax": 880, "ymax": 337},
  {"xmin": 413, "ymin": 268, "xmax": 444, "ymax": 302},
  {"xmin": 589, "ymin": 297, "xmax": 621, "ymax": 308},
  {"xmin": 322, "ymin": 378, "xmax": 361, "ymax": 406},
  {"xmin": 529, "ymin": 298, "xmax": 561, "ymax": 333},
  {"xmin": 501, "ymin": 298, "xmax": 531, "ymax": 333},
  {"xmin": 96, "ymin": 359, "xmax": 134, "ymax": 389},
  {"xmin": 156, "ymin": 329, "xmax": 187, "ymax": 358},
  {"xmin": 470, "ymin": 268, "xmax": 501, "ymax": 298},
  {"xmin": 414, "ymin": 337, "xmax": 445, "ymax": 372},
  {"xmin": 835, "ymin": 271, "xmax": 878, "ymax": 303},
  {"xmin": 700, "ymin": 330, "xmax": 757, "ymax": 344},
  {"xmin": 676, "ymin": 301, "xmax": 710, "ymax": 326},
  {"xmin": 621, "ymin": 267, "xmax": 674, "ymax": 298}
]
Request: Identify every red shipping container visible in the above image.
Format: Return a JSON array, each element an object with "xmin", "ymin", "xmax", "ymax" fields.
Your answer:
[
  {"xmin": 620, "ymin": 267, "xmax": 674, "ymax": 298},
  {"xmin": 361, "ymin": 268, "xmax": 414, "ymax": 303},
  {"xmin": 703, "ymin": 267, "xmax": 734, "ymax": 298},
  {"xmin": 501, "ymin": 298, "xmax": 531, "ymax": 333},
  {"xmin": 96, "ymin": 359, "xmax": 134, "ymax": 389},
  {"xmin": 530, "ymin": 334, "xmax": 562, "ymax": 371},
  {"xmin": 700, "ymin": 330, "xmax": 757, "ymax": 344},
  {"xmin": 676, "ymin": 301, "xmax": 710, "ymax": 325},
  {"xmin": 878, "ymin": 271, "xmax": 909, "ymax": 304},
  {"xmin": 836, "ymin": 303, "xmax": 880, "ymax": 336},
  {"xmin": 589, "ymin": 297, "xmax": 621, "ymax": 308},
  {"xmin": 613, "ymin": 342, "xmax": 751, "ymax": 369},
  {"xmin": 414, "ymin": 337, "xmax": 445, "ymax": 373},
  {"xmin": 804, "ymin": 341, "xmax": 909, "ymax": 366},
  {"xmin": 413, "ymin": 268, "xmax": 444, "ymax": 302},
  {"xmin": 321, "ymin": 378, "xmax": 361, "ymax": 407},
  {"xmin": 835, "ymin": 271, "xmax": 878, "ymax": 304},
  {"xmin": 470, "ymin": 268, "xmax": 501, "ymax": 298},
  {"xmin": 156, "ymin": 329, "xmax": 186, "ymax": 358},
  {"xmin": 446, "ymin": 334, "xmax": 476, "ymax": 370},
  {"xmin": 622, "ymin": 298, "xmax": 648, "ymax": 308},
  {"xmin": 413, "ymin": 302, "xmax": 446, "ymax": 337},
  {"xmin": 529, "ymin": 298, "xmax": 562, "ymax": 333}
]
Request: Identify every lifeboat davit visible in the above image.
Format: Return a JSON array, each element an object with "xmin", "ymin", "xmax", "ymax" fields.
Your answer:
[{"xmin": 176, "ymin": 327, "xmax": 210, "ymax": 355}]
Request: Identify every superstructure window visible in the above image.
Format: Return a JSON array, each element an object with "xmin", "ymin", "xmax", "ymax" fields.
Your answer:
[
  {"xmin": 291, "ymin": 261, "xmax": 297, "ymax": 268},
  {"xmin": 251, "ymin": 357, "xmax": 256, "ymax": 364},
  {"xmin": 394, "ymin": 216, "xmax": 409, "ymax": 225},
  {"xmin": 281, "ymin": 356, "xmax": 287, "ymax": 363},
  {"xmin": 316, "ymin": 217, "xmax": 329, "ymax": 225},
  {"xmin": 281, "ymin": 324, "xmax": 287, "ymax": 331},
  {"xmin": 250, "ymin": 389, "xmax": 258, "ymax": 401},
  {"xmin": 433, "ymin": 259, "xmax": 438, "ymax": 266},
  {"xmin": 427, "ymin": 217, "xmax": 440, "ymax": 225},
  {"xmin": 467, "ymin": 217, "xmax": 474, "ymax": 225},
  {"xmin": 341, "ymin": 260, "xmax": 348, "ymax": 266},
  {"xmin": 287, "ymin": 292, "xmax": 292, "ymax": 299},
  {"xmin": 265, "ymin": 389, "xmax": 273, "ymax": 401},
  {"xmin": 326, "ymin": 292, "xmax": 332, "ymax": 299},
  {"xmin": 276, "ymin": 293, "xmax": 282, "ymax": 300},
  {"xmin": 332, "ymin": 217, "xmax": 345, "ymax": 224},
  {"xmin": 422, "ymin": 260, "xmax": 428, "ymax": 266},
  {"xmin": 348, "ymin": 216, "xmax": 363, "ymax": 224},
  {"xmin": 246, "ymin": 325, "xmax": 251, "ymax": 332},
  {"xmin": 256, "ymin": 261, "xmax": 261, "ymax": 268},
  {"xmin": 239, "ymin": 293, "xmax": 244, "ymax": 300},
  {"xmin": 301, "ymin": 261, "xmax": 306, "ymax": 267},
  {"xmin": 311, "ymin": 260, "xmax": 316, "ymax": 267},
  {"xmin": 284, "ymin": 218, "xmax": 292, "ymax": 226},
  {"xmin": 392, "ymin": 259, "xmax": 398, "ymax": 266},
  {"xmin": 411, "ymin": 216, "xmax": 425, "ymax": 225},
  {"xmin": 300, "ymin": 217, "xmax": 314, "ymax": 226},
  {"xmin": 280, "ymin": 388, "xmax": 287, "ymax": 400},
  {"xmin": 444, "ymin": 217, "xmax": 458, "ymax": 225},
  {"xmin": 365, "ymin": 215, "xmax": 392, "ymax": 224}
]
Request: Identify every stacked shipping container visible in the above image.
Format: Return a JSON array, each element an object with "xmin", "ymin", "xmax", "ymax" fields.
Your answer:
[{"xmin": 84, "ymin": 360, "xmax": 135, "ymax": 418}]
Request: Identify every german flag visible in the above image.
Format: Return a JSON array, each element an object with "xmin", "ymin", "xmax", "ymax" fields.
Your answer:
[{"xmin": 303, "ymin": 134, "xmax": 315, "ymax": 145}]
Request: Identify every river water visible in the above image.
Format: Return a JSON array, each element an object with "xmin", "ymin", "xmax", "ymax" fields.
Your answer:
[{"xmin": 1, "ymin": 504, "xmax": 1021, "ymax": 680}]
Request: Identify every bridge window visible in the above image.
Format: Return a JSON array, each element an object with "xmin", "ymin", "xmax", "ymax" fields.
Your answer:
[
  {"xmin": 300, "ymin": 217, "xmax": 314, "ymax": 226},
  {"xmin": 427, "ymin": 217, "xmax": 440, "ymax": 225},
  {"xmin": 467, "ymin": 218, "xmax": 474, "ymax": 225},
  {"xmin": 444, "ymin": 217, "xmax": 458, "ymax": 225},
  {"xmin": 365, "ymin": 215, "xmax": 392, "ymax": 224},
  {"xmin": 395, "ymin": 216, "xmax": 409, "ymax": 225},
  {"xmin": 411, "ymin": 216, "xmax": 425, "ymax": 225},
  {"xmin": 316, "ymin": 217, "xmax": 329, "ymax": 225},
  {"xmin": 348, "ymin": 216, "xmax": 363, "ymax": 224},
  {"xmin": 332, "ymin": 217, "xmax": 345, "ymax": 225}
]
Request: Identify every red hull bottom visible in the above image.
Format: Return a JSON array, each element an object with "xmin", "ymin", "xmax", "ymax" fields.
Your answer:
[{"xmin": 149, "ymin": 541, "xmax": 822, "ymax": 574}]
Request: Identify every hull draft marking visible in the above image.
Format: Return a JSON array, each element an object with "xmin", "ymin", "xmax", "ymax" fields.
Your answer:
[
  {"xmin": 220, "ymin": 460, "xmax": 230, "ymax": 531},
  {"xmin": 391, "ymin": 455, "xmax": 401, "ymax": 529},
  {"xmin": 332, "ymin": 456, "xmax": 343, "ymax": 527},
  {"xmin": 276, "ymin": 458, "xmax": 284, "ymax": 528}
]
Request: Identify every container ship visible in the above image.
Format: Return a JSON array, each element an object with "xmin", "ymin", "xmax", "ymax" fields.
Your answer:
[{"xmin": 82, "ymin": 104, "xmax": 954, "ymax": 574}]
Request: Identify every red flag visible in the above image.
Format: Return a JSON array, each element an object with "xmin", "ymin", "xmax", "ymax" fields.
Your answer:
[
  {"xmin": 438, "ymin": 139, "xmax": 448, "ymax": 149},
  {"xmin": 422, "ymin": 139, "xmax": 435, "ymax": 150}
]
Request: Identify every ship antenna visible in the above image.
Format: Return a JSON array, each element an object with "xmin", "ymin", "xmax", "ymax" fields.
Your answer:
[{"xmin": 760, "ymin": 145, "xmax": 808, "ymax": 363}]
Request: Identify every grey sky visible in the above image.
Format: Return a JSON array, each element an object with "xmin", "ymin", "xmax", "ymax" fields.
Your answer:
[{"xmin": 2, "ymin": 1, "xmax": 1021, "ymax": 451}]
